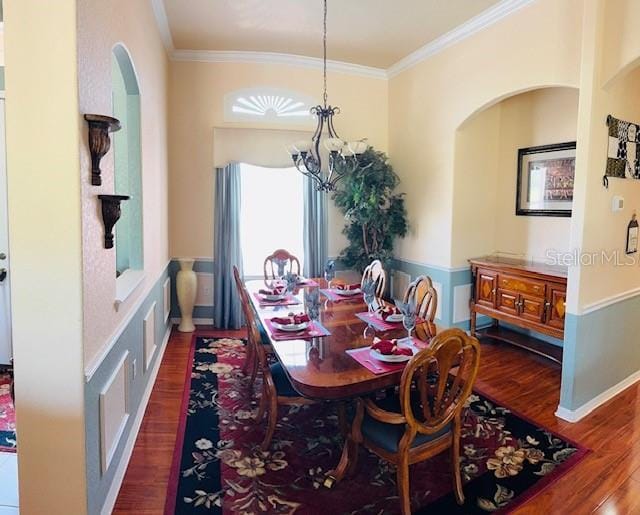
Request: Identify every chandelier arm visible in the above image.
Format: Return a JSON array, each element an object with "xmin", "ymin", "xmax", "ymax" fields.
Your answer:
[
  {"xmin": 326, "ymin": 110, "xmax": 341, "ymax": 140},
  {"xmin": 312, "ymin": 111, "xmax": 325, "ymax": 172}
]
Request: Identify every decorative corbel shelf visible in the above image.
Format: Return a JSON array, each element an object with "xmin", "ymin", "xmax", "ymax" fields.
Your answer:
[
  {"xmin": 84, "ymin": 114, "xmax": 121, "ymax": 186},
  {"xmin": 98, "ymin": 194, "xmax": 130, "ymax": 249}
]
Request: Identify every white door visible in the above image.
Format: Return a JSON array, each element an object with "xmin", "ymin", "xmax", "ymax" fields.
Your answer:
[{"xmin": 0, "ymin": 99, "xmax": 11, "ymax": 365}]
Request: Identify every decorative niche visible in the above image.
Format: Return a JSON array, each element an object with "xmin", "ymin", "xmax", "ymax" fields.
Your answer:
[
  {"xmin": 84, "ymin": 114, "xmax": 121, "ymax": 186},
  {"xmin": 98, "ymin": 194, "xmax": 130, "ymax": 249}
]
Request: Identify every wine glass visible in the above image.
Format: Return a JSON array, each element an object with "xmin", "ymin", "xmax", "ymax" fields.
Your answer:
[
  {"xmin": 362, "ymin": 278, "xmax": 376, "ymax": 313},
  {"xmin": 402, "ymin": 311, "xmax": 417, "ymax": 341},
  {"xmin": 396, "ymin": 298, "xmax": 417, "ymax": 341},
  {"xmin": 304, "ymin": 288, "xmax": 321, "ymax": 322},
  {"xmin": 324, "ymin": 259, "xmax": 336, "ymax": 288},
  {"xmin": 284, "ymin": 272, "xmax": 297, "ymax": 294}
]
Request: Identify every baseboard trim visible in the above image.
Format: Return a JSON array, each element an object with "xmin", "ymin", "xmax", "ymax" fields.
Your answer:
[
  {"xmin": 555, "ymin": 368, "xmax": 640, "ymax": 422},
  {"xmin": 100, "ymin": 324, "xmax": 172, "ymax": 515},
  {"xmin": 170, "ymin": 317, "xmax": 215, "ymax": 326}
]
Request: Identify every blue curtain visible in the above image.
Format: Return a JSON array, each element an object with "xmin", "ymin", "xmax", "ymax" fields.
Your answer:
[
  {"xmin": 303, "ymin": 177, "xmax": 328, "ymax": 277},
  {"xmin": 214, "ymin": 163, "xmax": 244, "ymax": 329}
]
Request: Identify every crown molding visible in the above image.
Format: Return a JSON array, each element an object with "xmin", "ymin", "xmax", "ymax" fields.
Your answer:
[
  {"xmin": 150, "ymin": 0, "xmax": 174, "ymax": 52},
  {"xmin": 387, "ymin": 0, "xmax": 535, "ymax": 78},
  {"xmin": 170, "ymin": 50, "xmax": 388, "ymax": 79},
  {"xmin": 155, "ymin": 0, "xmax": 534, "ymax": 80}
]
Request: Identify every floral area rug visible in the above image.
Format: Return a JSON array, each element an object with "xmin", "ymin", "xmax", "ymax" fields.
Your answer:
[
  {"xmin": 0, "ymin": 371, "xmax": 16, "ymax": 452},
  {"xmin": 165, "ymin": 336, "xmax": 588, "ymax": 514}
]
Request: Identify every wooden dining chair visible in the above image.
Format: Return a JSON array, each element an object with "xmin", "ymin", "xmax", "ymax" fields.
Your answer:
[
  {"xmin": 361, "ymin": 259, "xmax": 387, "ymax": 297},
  {"xmin": 242, "ymin": 288, "xmax": 316, "ymax": 450},
  {"xmin": 263, "ymin": 249, "xmax": 301, "ymax": 280},
  {"xmin": 403, "ymin": 275, "xmax": 438, "ymax": 338},
  {"xmin": 351, "ymin": 328, "xmax": 481, "ymax": 514},
  {"xmin": 233, "ymin": 266, "xmax": 260, "ymax": 387}
]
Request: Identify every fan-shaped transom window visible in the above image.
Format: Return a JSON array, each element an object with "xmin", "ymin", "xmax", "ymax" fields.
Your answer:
[{"xmin": 224, "ymin": 88, "xmax": 316, "ymax": 124}]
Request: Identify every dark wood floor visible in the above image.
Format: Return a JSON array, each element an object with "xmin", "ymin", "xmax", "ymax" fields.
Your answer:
[{"xmin": 113, "ymin": 327, "xmax": 640, "ymax": 514}]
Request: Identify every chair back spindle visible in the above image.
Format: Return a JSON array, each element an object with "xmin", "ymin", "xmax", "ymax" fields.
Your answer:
[{"xmin": 399, "ymin": 328, "xmax": 480, "ymax": 435}]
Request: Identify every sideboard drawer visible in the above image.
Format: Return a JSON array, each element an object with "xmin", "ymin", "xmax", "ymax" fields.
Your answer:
[{"xmin": 498, "ymin": 274, "xmax": 545, "ymax": 297}]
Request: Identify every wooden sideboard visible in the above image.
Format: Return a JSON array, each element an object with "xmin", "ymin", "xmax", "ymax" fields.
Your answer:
[{"xmin": 469, "ymin": 256, "xmax": 567, "ymax": 362}]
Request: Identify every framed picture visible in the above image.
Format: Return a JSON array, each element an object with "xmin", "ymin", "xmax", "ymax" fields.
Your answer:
[{"xmin": 516, "ymin": 142, "xmax": 576, "ymax": 217}]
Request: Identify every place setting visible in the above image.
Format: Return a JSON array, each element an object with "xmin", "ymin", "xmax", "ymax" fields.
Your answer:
[
  {"xmin": 348, "ymin": 297, "xmax": 431, "ymax": 374},
  {"xmin": 263, "ymin": 288, "xmax": 331, "ymax": 341},
  {"xmin": 253, "ymin": 283, "xmax": 301, "ymax": 307}
]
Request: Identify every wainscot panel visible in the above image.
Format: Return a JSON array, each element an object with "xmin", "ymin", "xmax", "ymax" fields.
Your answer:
[{"xmin": 84, "ymin": 265, "xmax": 172, "ymax": 515}]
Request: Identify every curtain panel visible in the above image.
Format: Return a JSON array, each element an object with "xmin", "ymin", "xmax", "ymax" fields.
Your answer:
[
  {"xmin": 303, "ymin": 177, "xmax": 328, "ymax": 277},
  {"xmin": 213, "ymin": 163, "xmax": 244, "ymax": 329}
]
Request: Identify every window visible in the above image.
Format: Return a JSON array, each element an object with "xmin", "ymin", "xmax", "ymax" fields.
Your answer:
[
  {"xmin": 224, "ymin": 87, "xmax": 316, "ymax": 124},
  {"xmin": 112, "ymin": 44, "xmax": 143, "ymax": 278},
  {"xmin": 240, "ymin": 164, "xmax": 304, "ymax": 276}
]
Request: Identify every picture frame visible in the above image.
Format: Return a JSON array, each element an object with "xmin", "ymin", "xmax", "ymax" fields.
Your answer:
[{"xmin": 516, "ymin": 142, "xmax": 576, "ymax": 217}]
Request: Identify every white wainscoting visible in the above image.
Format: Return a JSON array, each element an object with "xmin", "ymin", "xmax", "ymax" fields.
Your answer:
[
  {"xmin": 392, "ymin": 270, "xmax": 411, "ymax": 301},
  {"xmin": 99, "ymin": 351, "xmax": 130, "ymax": 475},
  {"xmin": 143, "ymin": 303, "xmax": 157, "ymax": 372},
  {"xmin": 453, "ymin": 284, "xmax": 472, "ymax": 323},
  {"xmin": 432, "ymin": 281, "xmax": 443, "ymax": 321}
]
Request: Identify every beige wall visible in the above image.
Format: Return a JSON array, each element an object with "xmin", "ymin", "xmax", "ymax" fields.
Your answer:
[
  {"xmin": 77, "ymin": 0, "xmax": 169, "ymax": 367},
  {"xmin": 4, "ymin": 1, "xmax": 88, "ymax": 513},
  {"xmin": 568, "ymin": 0, "xmax": 640, "ymax": 310},
  {"xmin": 168, "ymin": 60, "xmax": 388, "ymax": 260},
  {"xmin": 494, "ymin": 88, "xmax": 578, "ymax": 262},
  {"xmin": 451, "ymin": 88, "xmax": 578, "ymax": 266},
  {"xmin": 389, "ymin": 0, "xmax": 583, "ymax": 269}
]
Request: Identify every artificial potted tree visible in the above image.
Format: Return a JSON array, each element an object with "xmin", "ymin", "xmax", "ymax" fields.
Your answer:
[{"xmin": 333, "ymin": 148, "xmax": 408, "ymax": 272}]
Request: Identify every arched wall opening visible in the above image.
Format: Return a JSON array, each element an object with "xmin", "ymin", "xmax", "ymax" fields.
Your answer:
[
  {"xmin": 112, "ymin": 43, "xmax": 143, "ymax": 276},
  {"xmin": 451, "ymin": 86, "xmax": 580, "ymax": 269}
]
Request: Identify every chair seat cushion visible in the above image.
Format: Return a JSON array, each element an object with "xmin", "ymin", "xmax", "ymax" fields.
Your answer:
[
  {"xmin": 361, "ymin": 394, "xmax": 452, "ymax": 453},
  {"xmin": 270, "ymin": 362, "xmax": 300, "ymax": 397}
]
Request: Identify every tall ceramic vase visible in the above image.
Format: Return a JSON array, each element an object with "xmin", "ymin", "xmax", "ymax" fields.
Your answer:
[{"xmin": 177, "ymin": 258, "xmax": 197, "ymax": 332}]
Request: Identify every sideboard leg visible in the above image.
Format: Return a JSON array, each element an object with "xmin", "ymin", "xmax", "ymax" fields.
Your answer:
[{"xmin": 470, "ymin": 306, "xmax": 477, "ymax": 336}]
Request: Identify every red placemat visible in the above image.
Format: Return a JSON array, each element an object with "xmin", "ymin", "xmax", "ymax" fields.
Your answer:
[
  {"xmin": 252, "ymin": 292, "xmax": 301, "ymax": 307},
  {"xmin": 346, "ymin": 338, "xmax": 430, "ymax": 375},
  {"xmin": 355, "ymin": 312, "xmax": 400, "ymax": 331},
  {"xmin": 264, "ymin": 319, "xmax": 331, "ymax": 341}
]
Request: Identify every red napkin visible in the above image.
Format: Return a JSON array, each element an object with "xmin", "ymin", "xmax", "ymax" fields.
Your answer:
[
  {"xmin": 378, "ymin": 305, "xmax": 400, "ymax": 321},
  {"xmin": 335, "ymin": 283, "xmax": 360, "ymax": 291},
  {"xmin": 371, "ymin": 338, "xmax": 413, "ymax": 356},
  {"xmin": 259, "ymin": 286, "xmax": 285, "ymax": 296},
  {"xmin": 271, "ymin": 313, "xmax": 310, "ymax": 325}
]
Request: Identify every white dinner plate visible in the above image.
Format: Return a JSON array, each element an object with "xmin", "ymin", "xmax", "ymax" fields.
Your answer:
[
  {"xmin": 272, "ymin": 321, "xmax": 309, "ymax": 332},
  {"xmin": 262, "ymin": 293, "xmax": 286, "ymax": 301},
  {"xmin": 383, "ymin": 313, "xmax": 404, "ymax": 323},
  {"xmin": 370, "ymin": 347, "xmax": 413, "ymax": 363},
  {"xmin": 334, "ymin": 288, "xmax": 361, "ymax": 296}
]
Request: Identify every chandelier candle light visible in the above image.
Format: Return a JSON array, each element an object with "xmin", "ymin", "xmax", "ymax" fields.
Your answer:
[{"xmin": 287, "ymin": 0, "xmax": 368, "ymax": 192}]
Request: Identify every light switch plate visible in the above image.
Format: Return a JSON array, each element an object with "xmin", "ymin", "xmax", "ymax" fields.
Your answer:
[{"xmin": 612, "ymin": 196, "xmax": 624, "ymax": 212}]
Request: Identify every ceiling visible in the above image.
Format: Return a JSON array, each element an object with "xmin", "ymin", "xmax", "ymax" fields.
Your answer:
[{"xmin": 162, "ymin": 0, "xmax": 503, "ymax": 69}]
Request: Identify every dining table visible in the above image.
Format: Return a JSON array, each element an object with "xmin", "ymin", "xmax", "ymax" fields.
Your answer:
[{"xmin": 245, "ymin": 277, "xmax": 438, "ymax": 487}]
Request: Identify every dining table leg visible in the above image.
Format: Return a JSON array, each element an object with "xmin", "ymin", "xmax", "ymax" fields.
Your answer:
[
  {"xmin": 323, "ymin": 399, "xmax": 362, "ymax": 488},
  {"xmin": 323, "ymin": 433, "xmax": 359, "ymax": 489}
]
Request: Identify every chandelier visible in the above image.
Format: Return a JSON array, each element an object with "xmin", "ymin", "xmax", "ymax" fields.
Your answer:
[{"xmin": 287, "ymin": 0, "xmax": 368, "ymax": 192}]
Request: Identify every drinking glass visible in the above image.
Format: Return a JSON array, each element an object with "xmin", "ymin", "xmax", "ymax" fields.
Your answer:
[
  {"xmin": 284, "ymin": 272, "xmax": 297, "ymax": 294},
  {"xmin": 362, "ymin": 278, "xmax": 376, "ymax": 313},
  {"xmin": 324, "ymin": 259, "xmax": 336, "ymax": 288},
  {"xmin": 402, "ymin": 312, "xmax": 417, "ymax": 341},
  {"xmin": 304, "ymin": 288, "xmax": 321, "ymax": 322}
]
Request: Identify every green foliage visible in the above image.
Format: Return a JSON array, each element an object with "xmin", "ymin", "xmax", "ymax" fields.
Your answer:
[{"xmin": 332, "ymin": 148, "xmax": 408, "ymax": 272}]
